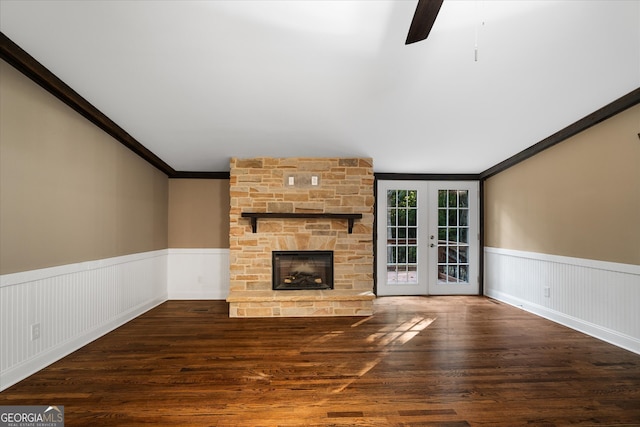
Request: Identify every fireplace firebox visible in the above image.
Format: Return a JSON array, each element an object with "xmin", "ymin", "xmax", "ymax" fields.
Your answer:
[{"xmin": 272, "ymin": 251, "xmax": 334, "ymax": 290}]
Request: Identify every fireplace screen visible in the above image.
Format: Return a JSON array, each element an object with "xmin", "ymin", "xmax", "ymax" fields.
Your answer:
[{"xmin": 272, "ymin": 251, "xmax": 334, "ymax": 290}]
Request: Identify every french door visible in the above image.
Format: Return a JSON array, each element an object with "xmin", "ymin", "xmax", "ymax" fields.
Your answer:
[{"xmin": 376, "ymin": 180, "xmax": 479, "ymax": 296}]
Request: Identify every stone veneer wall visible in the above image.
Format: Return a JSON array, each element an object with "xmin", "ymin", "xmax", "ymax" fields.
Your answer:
[{"xmin": 227, "ymin": 157, "xmax": 375, "ymax": 317}]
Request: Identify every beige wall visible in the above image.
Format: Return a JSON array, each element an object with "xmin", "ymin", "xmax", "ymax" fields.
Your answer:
[
  {"xmin": 168, "ymin": 178, "xmax": 230, "ymax": 248},
  {"xmin": 0, "ymin": 60, "xmax": 168, "ymax": 275},
  {"xmin": 484, "ymin": 104, "xmax": 640, "ymax": 265}
]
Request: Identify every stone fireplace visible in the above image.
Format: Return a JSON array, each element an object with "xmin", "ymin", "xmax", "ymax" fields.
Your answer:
[{"xmin": 226, "ymin": 157, "xmax": 375, "ymax": 317}]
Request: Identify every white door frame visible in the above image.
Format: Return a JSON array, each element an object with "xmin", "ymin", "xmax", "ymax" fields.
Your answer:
[
  {"xmin": 427, "ymin": 181, "xmax": 479, "ymax": 295},
  {"xmin": 376, "ymin": 180, "xmax": 429, "ymax": 296},
  {"xmin": 376, "ymin": 180, "xmax": 479, "ymax": 296}
]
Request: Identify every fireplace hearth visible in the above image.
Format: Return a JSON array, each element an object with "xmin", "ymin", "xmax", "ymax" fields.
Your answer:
[{"xmin": 272, "ymin": 251, "xmax": 333, "ymax": 290}]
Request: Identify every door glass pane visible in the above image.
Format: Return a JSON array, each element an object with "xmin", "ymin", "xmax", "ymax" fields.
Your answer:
[
  {"xmin": 438, "ymin": 190, "xmax": 447, "ymax": 208},
  {"xmin": 448, "ymin": 266, "xmax": 458, "ymax": 282},
  {"xmin": 458, "ymin": 246, "xmax": 468, "ymax": 263},
  {"xmin": 408, "ymin": 228, "xmax": 417, "ymax": 239},
  {"xmin": 437, "ymin": 190, "xmax": 470, "ymax": 285},
  {"xmin": 398, "ymin": 227, "xmax": 406, "ymax": 239},
  {"xmin": 459, "ymin": 265, "xmax": 469, "ymax": 282},
  {"xmin": 459, "ymin": 209, "xmax": 468, "ymax": 226},
  {"xmin": 448, "ymin": 191, "xmax": 457, "ymax": 207},
  {"xmin": 448, "ymin": 209, "xmax": 457, "ymax": 226},
  {"xmin": 387, "ymin": 247, "xmax": 396, "ymax": 263},
  {"xmin": 386, "ymin": 189, "xmax": 418, "ymax": 284},
  {"xmin": 408, "ymin": 209, "xmax": 417, "ymax": 226},
  {"xmin": 438, "ymin": 227, "xmax": 446, "ymax": 240},
  {"xmin": 459, "ymin": 228, "xmax": 468, "ymax": 244},
  {"xmin": 459, "ymin": 191, "xmax": 468, "ymax": 207},
  {"xmin": 408, "ymin": 246, "xmax": 417, "ymax": 263}
]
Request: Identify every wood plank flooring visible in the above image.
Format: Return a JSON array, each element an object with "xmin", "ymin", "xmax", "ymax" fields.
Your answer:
[{"xmin": 1, "ymin": 296, "xmax": 639, "ymax": 426}]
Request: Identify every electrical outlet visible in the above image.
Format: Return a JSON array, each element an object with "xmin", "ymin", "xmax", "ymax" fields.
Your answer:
[
  {"xmin": 31, "ymin": 323, "xmax": 41, "ymax": 341},
  {"xmin": 544, "ymin": 287, "xmax": 550, "ymax": 298}
]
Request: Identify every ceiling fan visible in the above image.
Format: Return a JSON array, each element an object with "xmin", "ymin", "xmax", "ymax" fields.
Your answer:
[{"xmin": 406, "ymin": 0, "xmax": 444, "ymax": 44}]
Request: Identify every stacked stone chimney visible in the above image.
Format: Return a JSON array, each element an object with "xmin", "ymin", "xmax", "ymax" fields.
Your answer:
[{"xmin": 227, "ymin": 157, "xmax": 375, "ymax": 317}]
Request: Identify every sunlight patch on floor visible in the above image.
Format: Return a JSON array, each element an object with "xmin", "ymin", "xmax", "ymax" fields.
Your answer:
[{"xmin": 329, "ymin": 315, "xmax": 436, "ymax": 394}]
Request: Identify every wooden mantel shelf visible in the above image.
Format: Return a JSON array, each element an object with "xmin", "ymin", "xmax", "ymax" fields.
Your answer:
[{"xmin": 241, "ymin": 212, "xmax": 363, "ymax": 234}]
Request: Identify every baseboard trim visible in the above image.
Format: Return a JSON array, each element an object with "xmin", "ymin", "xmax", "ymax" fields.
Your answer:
[
  {"xmin": 486, "ymin": 290, "xmax": 639, "ymax": 355},
  {"xmin": 0, "ymin": 250, "xmax": 168, "ymax": 391},
  {"xmin": 1, "ymin": 296, "xmax": 166, "ymax": 391},
  {"xmin": 484, "ymin": 247, "xmax": 640, "ymax": 355}
]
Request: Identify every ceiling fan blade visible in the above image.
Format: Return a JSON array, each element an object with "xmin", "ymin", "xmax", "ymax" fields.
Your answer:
[{"xmin": 405, "ymin": 0, "xmax": 444, "ymax": 45}]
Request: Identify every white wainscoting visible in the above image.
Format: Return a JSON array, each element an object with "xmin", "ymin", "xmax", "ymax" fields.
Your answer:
[
  {"xmin": 0, "ymin": 250, "xmax": 168, "ymax": 391},
  {"xmin": 167, "ymin": 248, "xmax": 230, "ymax": 300},
  {"xmin": 484, "ymin": 247, "xmax": 640, "ymax": 354}
]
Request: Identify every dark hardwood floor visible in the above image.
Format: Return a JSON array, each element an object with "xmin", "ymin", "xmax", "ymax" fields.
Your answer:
[{"xmin": 1, "ymin": 296, "xmax": 639, "ymax": 426}]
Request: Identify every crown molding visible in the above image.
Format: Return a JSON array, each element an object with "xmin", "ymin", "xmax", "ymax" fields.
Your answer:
[
  {"xmin": 171, "ymin": 171, "xmax": 231, "ymax": 179},
  {"xmin": 480, "ymin": 88, "xmax": 640, "ymax": 180},
  {"xmin": 374, "ymin": 173, "xmax": 480, "ymax": 181},
  {"xmin": 1, "ymin": 32, "xmax": 176, "ymax": 176}
]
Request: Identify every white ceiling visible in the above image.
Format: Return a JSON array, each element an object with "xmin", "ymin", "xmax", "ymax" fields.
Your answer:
[{"xmin": 1, "ymin": 0, "xmax": 639, "ymax": 173}]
